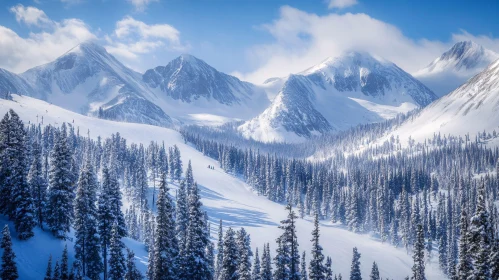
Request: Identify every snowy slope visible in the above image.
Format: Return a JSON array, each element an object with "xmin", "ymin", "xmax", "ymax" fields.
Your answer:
[
  {"xmin": 239, "ymin": 52, "xmax": 436, "ymax": 143},
  {"xmin": 0, "ymin": 95, "xmax": 446, "ymax": 279},
  {"xmin": 382, "ymin": 57, "xmax": 499, "ymax": 146},
  {"xmin": 415, "ymin": 41, "xmax": 499, "ymax": 96}
]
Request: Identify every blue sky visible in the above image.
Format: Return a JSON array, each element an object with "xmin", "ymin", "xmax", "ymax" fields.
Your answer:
[{"xmin": 1, "ymin": 0, "xmax": 498, "ymax": 82}]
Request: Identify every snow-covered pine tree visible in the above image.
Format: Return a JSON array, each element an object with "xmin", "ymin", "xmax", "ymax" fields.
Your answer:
[
  {"xmin": 325, "ymin": 256, "xmax": 333, "ymax": 280},
  {"xmin": 349, "ymin": 247, "xmax": 361, "ymax": 280},
  {"xmin": 44, "ymin": 255, "xmax": 53, "ymax": 280},
  {"xmin": 369, "ymin": 262, "xmax": 379, "ymax": 280},
  {"xmin": 153, "ymin": 173, "xmax": 178, "ymax": 280},
  {"xmin": 220, "ymin": 227, "xmax": 238, "ymax": 280},
  {"xmin": 301, "ymin": 252, "xmax": 308, "ymax": 280},
  {"xmin": 61, "ymin": 245, "xmax": 69, "ymax": 280},
  {"xmin": 183, "ymin": 181, "xmax": 212, "ymax": 279},
  {"xmin": 252, "ymin": 248, "xmax": 261, "ymax": 280},
  {"xmin": 73, "ymin": 159, "xmax": 102, "ymax": 279},
  {"xmin": 1, "ymin": 225, "xmax": 18, "ymax": 280},
  {"xmin": 309, "ymin": 214, "xmax": 325, "ymax": 280},
  {"xmin": 215, "ymin": 220, "xmax": 224, "ymax": 280},
  {"xmin": 176, "ymin": 179, "xmax": 189, "ymax": 257},
  {"xmin": 273, "ymin": 234, "xmax": 290, "ymax": 280},
  {"xmin": 260, "ymin": 243, "xmax": 272, "ymax": 280},
  {"xmin": 468, "ymin": 180, "xmax": 492, "ymax": 280},
  {"xmin": 46, "ymin": 127, "xmax": 74, "ymax": 239},
  {"xmin": 27, "ymin": 140, "xmax": 47, "ymax": 228},
  {"xmin": 457, "ymin": 209, "xmax": 472, "ymax": 280},
  {"xmin": 98, "ymin": 167, "xmax": 115, "ymax": 280},
  {"xmin": 237, "ymin": 228, "xmax": 252, "ymax": 280},
  {"xmin": 109, "ymin": 222, "xmax": 126, "ymax": 280},
  {"xmin": 411, "ymin": 224, "xmax": 426, "ymax": 280},
  {"xmin": 53, "ymin": 260, "xmax": 61, "ymax": 280},
  {"xmin": 125, "ymin": 248, "xmax": 143, "ymax": 280}
]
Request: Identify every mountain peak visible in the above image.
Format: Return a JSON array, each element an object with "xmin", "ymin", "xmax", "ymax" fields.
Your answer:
[{"xmin": 439, "ymin": 41, "xmax": 484, "ymax": 62}]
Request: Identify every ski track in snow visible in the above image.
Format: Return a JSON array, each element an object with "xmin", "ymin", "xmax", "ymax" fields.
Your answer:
[{"xmin": 0, "ymin": 95, "xmax": 446, "ymax": 279}]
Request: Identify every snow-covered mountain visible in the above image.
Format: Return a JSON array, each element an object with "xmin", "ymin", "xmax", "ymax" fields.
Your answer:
[
  {"xmin": 239, "ymin": 52, "xmax": 437, "ymax": 143},
  {"xmin": 384, "ymin": 56, "xmax": 499, "ymax": 145},
  {"xmin": 142, "ymin": 54, "xmax": 270, "ymax": 125},
  {"xmin": 20, "ymin": 41, "xmax": 173, "ymax": 127},
  {"xmin": 0, "ymin": 68, "xmax": 35, "ymax": 99},
  {"xmin": 415, "ymin": 41, "xmax": 499, "ymax": 96}
]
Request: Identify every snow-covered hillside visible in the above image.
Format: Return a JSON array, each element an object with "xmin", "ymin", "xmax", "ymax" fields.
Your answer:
[
  {"xmin": 382, "ymin": 55, "xmax": 499, "ymax": 145},
  {"xmin": 239, "ymin": 52, "xmax": 436, "ymax": 143},
  {"xmin": 0, "ymin": 95, "xmax": 446, "ymax": 279},
  {"xmin": 415, "ymin": 41, "xmax": 499, "ymax": 96}
]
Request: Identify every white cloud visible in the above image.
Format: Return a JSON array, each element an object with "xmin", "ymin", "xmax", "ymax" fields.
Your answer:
[
  {"xmin": 9, "ymin": 4, "xmax": 52, "ymax": 27},
  {"xmin": 105, "ymin": 16, "xmax": 187, "ymax": 68},
  {"xmin": 328, "ymin": 0, "xmax": 358, "ymax": 9},
  {"xmin": 127, "ymin": 0, "xmax": 158, "ymax": 11},
  {"xmin": 0, "ymin": 6, "xmax": 95, "ymax": 73},
  {"xmin": 239, "ymin": 6, "xmax": 475, "ymax": 83}
]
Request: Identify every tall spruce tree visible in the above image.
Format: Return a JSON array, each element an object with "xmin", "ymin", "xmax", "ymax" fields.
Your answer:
[
  {"xmin": 1, "ymin": 225, "xmax": 18, "ymax": 280},
  {"xmin": 46, "ymin": 127, "xmax": 74, "ymax": 239},
  {"xmin": 237, "ymin": 228, "xmax": 252, "ymax": 280},
  {"xmin": 220, "ymin": 227, "xmax": 239, "ymax": 280},
  {"xmin": 457, "ymin": 209, "xmax": 472, "ymax": 280},
  {"xmin": 411, "ymin": 224, "xmax": 426, "ymax": 280},
  {"xmin": 215, "ymin": 220, "xmax": 224, "ymax": 280},
  {"xmin": 109, "ymin": 223, "xmax": 126, "ymax": 280},
  {"xmin": 61, "ymin": 245, "xmax": 69, "ymax": 280},
  {"xmin": 349, "ymin": 247, "xmax": 361, "ymax": 280},
  {"xmin": 301, "ymin": 252, "xmax": 308, "ymax": 280},
  {"xmin": 73, "ymin": 159, "xmax": 101, "ymax": 279},
  {"xmin": 309, "ymin": 214, "xmax": 326, "ymax": 280},
  {"xmin": 260, "ymin": 243, "xmax": 273, "ymax": 280},
  {"xmin": 44, "ymin": 255, "xmax": 53, "ymax": 280},
  {"xmin": 252, "ymin": 248, "xmax": 262, "ymax": 280},
  {"xmin": 28, "ymin": 140, "xmax": 47, "ymax": 228},
  {"xmin": 153, "ymin": 173, "xmax": 178, "ymax": 280},
  {"xmin": 125, "ymin": 249, "xmax": 143, "ymax": 280},
  {"xmin": 369, "ymin": 262, "xmax": 380, "ymax": 280},
  {"xmin": 325, "ymin": 256, "xmax": 333, "ymax": 280}
]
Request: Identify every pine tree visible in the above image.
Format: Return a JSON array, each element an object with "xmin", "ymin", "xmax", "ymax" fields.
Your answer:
[
  {"xmin": 468, "ymin": 180, "xmax": 492, "ymax": 280},
  {"xmin": 252, "ymin": 248, "xmax": 261, "ymax": 280},
  {"xmin": 309, "ymin": 214, "xmax": 325, "ymax": 280},
  {"xmin": 125, "ymin": 249, "xmax": 143, "ymax": 280},
  {"xmin": 301, "ymin": 252, "xmax": 308, "ymax": 280},
  {"xmin": 183, "ymin": 182, "xmax": 212, "ymax": 280},
  {"xmin": 260, "ymin": 243, "xmax": 273, "ymax": 280},
  {"xmin": 411, "ymin": 224, "xmax": 426, "ymax": 280},
  {"xmin": 369, "ymin": 262, "xmax": 379, "ymax": 280},
  {"xmin": 153, "ymin": 173, "xmax": 178, "ymax": 280},
  {"xmin": 109, "ymin": 223, "xmax": 126, "ymax": 280},
  {"xmin": 237, "ymin": 228, "xmax": 252, "ymax": 280},
  {"xmin": 220, "ymin": 227, "xmax": 239, "ymax": 280},
  {"xmin": 73, "ymin": 159, "xmax": 101, "ymax": 279},
  {"xmin": 176, "ymin": 179, "xmax": 189, "ymax": 256},
  {"xmin": 61, "ymin": 245, "xmax": 69, "ymax": 280},
  {"xmin": 54, "ymin": 261, "xmax": 61, "ymax": 280},
  {"xmin": 215, "ymin": 220, "xmax": 224, "ymax": 280},
  {"xmin": 325, "ymin": 256, "xmax": 333, "ymax": 280},
  {"xmin": 1, "ymin": 225, "xmax": 18, "ymax": 280},
  {"xmin": 457, "ymin": 210, "xmax": 472, "ymax": 280},
  {"xmin": 46, "ymin": 128, "xmax": 74, "ymax": 239},
  {"xmin": 44, "ymin": 255, "xmax": 53, "ymax": 280},
  {"xmin": 27, "ymin": 142, "xmax": 46, "ymax": 224},
  {"xmin": 349, "ymin": 247, "xmax": 361, "ymax": 280}
]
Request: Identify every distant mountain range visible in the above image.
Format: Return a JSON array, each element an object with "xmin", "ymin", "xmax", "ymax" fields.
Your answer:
[
  {"xmin": 414, "ymin": 41, "xmax": 499, "ymax": 97},
  {"xmin": 0, "ymin": 40, "xmax": 496, "ymax": 143}
]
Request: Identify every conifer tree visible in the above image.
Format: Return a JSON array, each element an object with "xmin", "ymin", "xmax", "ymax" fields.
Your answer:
[
  {"xmin": 369, "ymin": 262, "xmax": 380, "ymax": 280},
  {"xmin": 53, "ymin": 261, "xmax": 61, "ymax": 280},
  {"xmin": 237, "ymin": 228, "xmax": 252, "ymax": 280},
  {"xmin": 46, "ymin": 128, "xmax": 74, "ymax": 239},
  {"xmin": 325, "ymin": 256, "xmax": 333, "ymax": 280},
  {"xmin": 349, "ymin": 247, "xmax": 361, "ymax": 280},
  {"xmin": 125, "ymin": 248, "xmax": 143, "ymax": 280},
  {"xmin": 61, "ymin": 245, "xmax": 69, "ymax": 280},
  {"xmin": 73, "ymin": 159, "xmax": 101, "ymax": 279},
  {"xmin": 309, "ymin": 214, "xmax": 326, "ymax": 280},
  {"xmin": 109, "ymin": 223, "xmax": 126, "ymax": 280},
  {"xmin": 176, "ymin": 179, "xmax": 189, "ymax": 255},
  {"xmin": 301, "ymin": 252, "xmax": 308, "ymax": 280},
  {"xmin": 411, "ymin": 224, "xmax": 426, "ymax": 280},
  {"xmin": 220, "ymin": 227, "xmax": 238, "ymax": 280},
  {"xmin": 28, "ymin": 140, "xmax": 47, "ymax": 228},
  {"xmin": 457, "ymin": 210, "xmax": 472, "ymax": 280},
  {"xmin": 252, "ymin": 248, "xmax": 261, "ymax": 280},
  {"xmin": 260, "ymin": 243, "xmax": 273, "ymax": 280},
  {"xmin": 1, "ymin": 225, "xmax": 18, "ymax": 280},
  {"xmin": 215, "ymin": 220, "xmax": 224, "ymax": 280},
  {"xmin": 44, "ymin": 255, "xmax": 53, "ymax": 280},
  {"xmin": 153, "ymin": 173, "xmax": 177, "ymax": 280}
]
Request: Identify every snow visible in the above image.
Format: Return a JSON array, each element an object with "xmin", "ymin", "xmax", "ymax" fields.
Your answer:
[{"xmin": 0, "ymin": 95, "xmax": 446, "ymax": 279}]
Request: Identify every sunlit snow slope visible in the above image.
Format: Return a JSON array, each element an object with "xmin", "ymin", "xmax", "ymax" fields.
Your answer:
[{"xmin": 0, "ymin": 95, "xmax": 445, "ymax": 279}]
